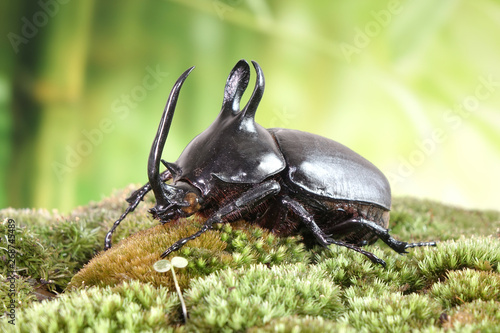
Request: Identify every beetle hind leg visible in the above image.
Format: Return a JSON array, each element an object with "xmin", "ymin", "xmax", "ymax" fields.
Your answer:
[
  {"xmin": 324, "ymin": 238, "xmax": 387, "ymax": 267},
  {"xmin": 280, "ymin": 196, "xmax": 386, "ymax": 267},
  {"xmin": 341, "ymin": 217, "xmax": 437, "ymax": 253}
]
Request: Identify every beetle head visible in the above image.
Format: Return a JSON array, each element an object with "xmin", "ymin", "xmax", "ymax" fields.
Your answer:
[{"xmin": 147, "ymin": 66, "xmax": 203, "ymax": 222}]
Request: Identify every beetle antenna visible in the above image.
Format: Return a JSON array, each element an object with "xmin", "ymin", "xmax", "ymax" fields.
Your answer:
[
  {"xmin": 220, "ymin": 59, "xmax": 250, "ymax": 117},
  {"xmin": 241, "ymin": 60, "xmax": 265, "ymax": 121},
  {"xmin": 148, "ymin": 66, "xmax": 194, "ymax": 208}
]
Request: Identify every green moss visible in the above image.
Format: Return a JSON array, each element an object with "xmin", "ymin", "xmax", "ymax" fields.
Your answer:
[
  {"xmin": 0, "ymin": 218, "xmax": 56, "ymax": 283},
  {"xmin": 247, "ymin": 315, "xmax": 356, "ymax": 333},
  {"xmin": 0, "ymin": 187, "xmax": 157, "ymax": 296},
  {"xmin": 342, "ymin": 292, "xmax": 442, "ymax": 332},
  {"xmin": 443, "ymin": 299, "xmax": 500, "ymax": 331},
  {"xmin": 1, "ymin": 281, "xmax": 181, "ymax": 333},
  {"xmin": 390, "ymin": 197, "xmax": 500, "ymax": 241},
  {"xmin": 1, "ymin": 187, "xmax": 500, "ymax": 331},
  {"xmin": 0, "ymin": 274, "xmax": 37, "ymax": 312},
  {"xmin": 184, "ymin": 263, "xmax": 343, "ymax": 332},
  {"xmin": 412, "ymin": 236, "xmax": 500, "ymax": 282},
  {"xmin": 314, "ymin": 245, "xmax": 426, "ymax": 292},
  {"xmin": 430, "ymin": 269, "xmax": 500, "ymax": 308}
]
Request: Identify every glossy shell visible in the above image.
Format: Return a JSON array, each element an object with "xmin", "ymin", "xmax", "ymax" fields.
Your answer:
[
  {"xmin": 269, "ymin": 128, "xmax": 391, "ymax": 210},
  {"xmin": 175, "ymin": 114, "xmax": 286, "ymax": 195}
]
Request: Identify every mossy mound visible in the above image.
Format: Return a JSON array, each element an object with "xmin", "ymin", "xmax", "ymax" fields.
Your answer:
[
  {"xmin": 1, "ymin": 186, "xmax": 499, "ymax": 332},
  {"xmin": 68, "ymin": 219, "xmax": 309, "ymax": 291}
]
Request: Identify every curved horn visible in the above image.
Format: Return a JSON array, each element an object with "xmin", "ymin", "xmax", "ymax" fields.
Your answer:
[
  {"xmin": 220, "ymin": 59, "xmax": 250, "ymax": 117},
  {"xmin": 148, "ymin": 66, "xmax": 194, "ymax": 207},
  {"xmin": 242, "ymin": 60, "xmax": 265, "ymax": 120}
]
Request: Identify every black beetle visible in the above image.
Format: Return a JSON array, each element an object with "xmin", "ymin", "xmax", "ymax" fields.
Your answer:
[{"xmin": 104, "ymin": 59, "xmax": 435, "ymax": 266}]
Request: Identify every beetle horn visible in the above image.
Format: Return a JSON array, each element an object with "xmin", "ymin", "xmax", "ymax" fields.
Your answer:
[
  {"xmin": 220, "ymin": 59, "xmax": 250, "ymax": 117},
  {"xmin": 241, "ymin": 60, "xmax": 265, "ymax": 121},
  {"xmin": 148, "ymin": 66, "xmax": 194, "ymax": 207},
  {"xmin": 161, "ymin": 159, "xmax": 181, "ymax": 178}
]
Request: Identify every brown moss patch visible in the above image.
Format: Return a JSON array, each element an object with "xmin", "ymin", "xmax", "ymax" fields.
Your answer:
[
  {"xmin": 68, "ymin": 215, "xmax": 228, "ymax": 291},
  {"xmin": 68, "ymin": 215, "xmax": 309, "ymax": 291}
]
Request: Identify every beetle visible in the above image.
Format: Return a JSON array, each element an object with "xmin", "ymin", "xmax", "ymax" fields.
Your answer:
[{"xmin": 104, "ymin": 59, "xmax": 435, "ymax": 266}]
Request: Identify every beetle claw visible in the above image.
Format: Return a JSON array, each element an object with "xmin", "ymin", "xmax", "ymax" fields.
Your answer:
[
  {"xmin": 160, "ymin": 242, "xmax": 180, "ymax": 258},
  {"xmin": 405, "ymin": 241, "xmax": 438, "ymax": 249},
  {"xmin": 372, "ymin": 257, "xmax": 386, "ymax": 268}
]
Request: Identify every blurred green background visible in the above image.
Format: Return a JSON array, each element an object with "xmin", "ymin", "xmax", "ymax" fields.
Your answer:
[{"xmin": 1, "ymin": 0, "xmax": 499, "ymax": 213}]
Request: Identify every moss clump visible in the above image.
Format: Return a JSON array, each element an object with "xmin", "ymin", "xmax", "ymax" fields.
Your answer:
[
  {"xmin": 184, "ymin": 263, "xmax": 343, "ymax": 332},
  {"xmin": 430, "ymin": 269, "xmax": 500, "ymax": 308},
  {"xmin": 412, "ymin": 236, "xmax": 500, "ymax": 283},
  {"xmin": 1, "ymin": 281, "xmax": 181, "ymax": 333},
  {"xmin": 442, "ymin": 299, "xmax": 500, "ymax": 331},
  {"xmin": 0, "ymin": 217, "xmax": 70, "ymax": 290},
  {"xmin": 0, "ymin": 274, "xmax": 37, "ymax": 313},
  {"xmin": 314, "ymin": 244, "xmax": 427, "ymax": 292},
  {"xmin": 342, "ymin": 291, "xmax": 442, "ymax": 332},
  {"xmin": 313, "ymin": 237, "xmax": 498, "ymax": 294}
]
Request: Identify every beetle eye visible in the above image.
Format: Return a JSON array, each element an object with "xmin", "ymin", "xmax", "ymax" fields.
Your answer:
[{"xmin": 181, "ymin": 192, "xmax": 202, "ymax": 215}]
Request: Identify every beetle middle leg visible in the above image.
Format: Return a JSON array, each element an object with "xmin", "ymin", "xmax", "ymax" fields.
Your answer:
[
  {"xmin": 280, "ymin": 196, "xmax": 387, "ymax": 267},
  {"xmin": 160, "ymin": 180, "xmax": 281, "ymax": 258}
]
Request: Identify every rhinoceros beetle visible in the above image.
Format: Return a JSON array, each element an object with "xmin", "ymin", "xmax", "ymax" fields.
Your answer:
[{"xmin": 104, "ymin": 59, "xmax": 435, "ymax": 266}]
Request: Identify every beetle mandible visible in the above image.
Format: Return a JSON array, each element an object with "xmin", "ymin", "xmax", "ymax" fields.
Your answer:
[{"xmin": 104, "ymin": 59, "xmax": 435, "ymax": 266}]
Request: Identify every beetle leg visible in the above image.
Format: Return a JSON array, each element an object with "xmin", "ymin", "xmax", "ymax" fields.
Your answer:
[
  {"xmin": 104, "ymin": 185, "xmax": 151, "ymax": 250},
  {"xmin": 280, "ymin": 196, "xmax": 386, "ymax": 267},
  {"xmin": 341, "ymin": 218, "xmax": 436, "ymax": 254},
  {"xmin": 160, "ymin": 180, "xmax": 281, "ymax": 258},
  {"xmin": 104, "ymin": 170, "xmax": 172, "ymax": 250}
]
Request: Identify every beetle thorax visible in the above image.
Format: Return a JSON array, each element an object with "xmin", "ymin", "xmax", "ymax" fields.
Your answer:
[{"xmin": 173, "ymin": 112, "xmax": 286, "ymax": 196}]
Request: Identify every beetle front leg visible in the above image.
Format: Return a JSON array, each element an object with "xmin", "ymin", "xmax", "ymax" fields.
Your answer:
[
  {"xmin": 160, "ymin": 180, "xmax": 281, "ymax": 258},
  {"xmin": 104, "ymin": 170, "xmax": 172, "ymax": 250},
  {"xmin": 280, "ymin": 196, "xmax": 387, "ymax": 267}
]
